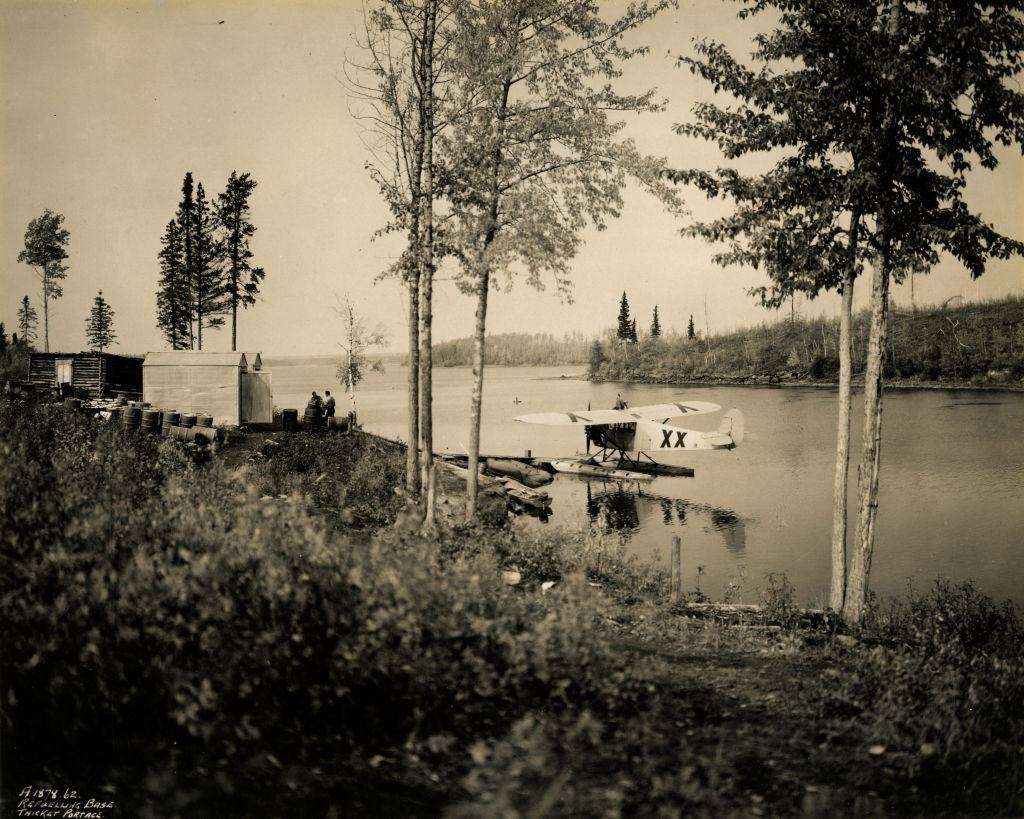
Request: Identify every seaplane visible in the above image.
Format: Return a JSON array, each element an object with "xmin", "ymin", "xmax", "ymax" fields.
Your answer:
[{"xmin": 515, "ymin": 400, "xmax": 745, "ymax": 480}]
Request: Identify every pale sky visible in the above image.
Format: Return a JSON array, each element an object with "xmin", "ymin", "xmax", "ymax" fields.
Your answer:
[{"xmin": 2, "ymin": 0, "xmax": 1022, "ymax": 356}]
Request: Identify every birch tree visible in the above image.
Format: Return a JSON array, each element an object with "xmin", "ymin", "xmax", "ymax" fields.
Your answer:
[
  {"xmin": 674, "ymin": 0, "xmax": 1024, "ymax": 621},
  {"xmin": 444, "ymin": 0, "xmax": 677, "ymax": 518},
  {"xmin": 349, "ymin": 0, "xmax": 453, "ymax": 510},
  {"xmin": 17, "ymin": 209, "xmax": 69, "ymax": 353},
  {"xmin": 334, "ymin": 294, "xmax": 387, "ymax": 425}
]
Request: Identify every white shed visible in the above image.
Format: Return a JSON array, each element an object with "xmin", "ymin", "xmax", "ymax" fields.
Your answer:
[{"xmin": 143, "ymin": 351, "xmax": 273, "ymax": 426}]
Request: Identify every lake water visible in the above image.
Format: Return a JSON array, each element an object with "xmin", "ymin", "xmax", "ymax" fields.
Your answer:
[{"xmin": 266, "ymin": 357, "xmax": 1024, "ymax": 607}]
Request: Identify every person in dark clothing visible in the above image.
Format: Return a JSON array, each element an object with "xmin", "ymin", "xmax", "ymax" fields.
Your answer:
[{"xmin": 613, "ymin": 393, "xmax": 628, "ymax": 410}]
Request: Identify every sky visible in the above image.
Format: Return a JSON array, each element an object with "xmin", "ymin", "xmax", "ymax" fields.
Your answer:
[{"xmin": 2, "ymin": 0, "xmax": 1022, "ymax": 356}]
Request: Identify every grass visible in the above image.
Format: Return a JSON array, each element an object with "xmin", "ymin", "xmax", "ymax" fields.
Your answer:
[{"xmin": 2, "ymin": 395, "xmax": 1021, "ymax": 817}]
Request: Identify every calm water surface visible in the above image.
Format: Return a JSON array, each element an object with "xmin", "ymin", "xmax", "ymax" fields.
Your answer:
[{"xmin": 266, "ymin": 357, "xmax": 1024, "ymax": 607}]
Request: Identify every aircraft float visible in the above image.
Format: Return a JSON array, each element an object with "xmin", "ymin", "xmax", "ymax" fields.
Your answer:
[{"xmin": 515, "ymin": 400, "xmax": 744, "ymax": 479}]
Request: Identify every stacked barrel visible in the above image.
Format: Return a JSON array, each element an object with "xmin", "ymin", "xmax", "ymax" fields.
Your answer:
[
  {"xmin": 281, "ymin": 409, "xmax": 298, "ymax": 431},
  {"xmin": 161, "ymin": 411, "xmax": 180, "ymax": 436}
]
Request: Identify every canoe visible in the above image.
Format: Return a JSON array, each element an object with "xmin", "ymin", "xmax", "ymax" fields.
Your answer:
[
  {"xmin": 549, "ymin": 460, "xmax": 654, "ymax": 482},
  {"xmin": 485, "ymin": 458, "xmax": 552, "ymax": 487}
]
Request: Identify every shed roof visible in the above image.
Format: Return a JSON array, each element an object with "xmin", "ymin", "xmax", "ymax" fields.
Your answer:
[{"xmin": 144, "ymin": 351, "xmax": 248, "ymax": 367}]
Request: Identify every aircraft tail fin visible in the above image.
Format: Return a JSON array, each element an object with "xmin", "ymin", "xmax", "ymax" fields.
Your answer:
[{"xmin": 718, "ymin": 408, "xmax": 745, "ymax": 446}]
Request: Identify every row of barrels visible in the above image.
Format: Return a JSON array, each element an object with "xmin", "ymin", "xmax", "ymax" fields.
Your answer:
[{"xmin": 116, "ymin": 406, "xmax": 215, "ymax": 434}]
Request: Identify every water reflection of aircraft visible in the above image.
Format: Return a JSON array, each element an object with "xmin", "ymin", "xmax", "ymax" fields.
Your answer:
[
  {"xmin": 586, "ymin": 484, "xmax": 748, "ymax": 556},
  {"xmin": 516, "ymin": 400, "xmax": 744, "ymax": 476}
]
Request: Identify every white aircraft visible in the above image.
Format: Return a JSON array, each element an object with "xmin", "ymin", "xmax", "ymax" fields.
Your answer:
[{"xmin": 515, "ymin": 400, "xmax": 744, "ymax": 476}]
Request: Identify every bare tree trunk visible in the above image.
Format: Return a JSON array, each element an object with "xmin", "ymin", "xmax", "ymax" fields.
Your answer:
[
  {"xmin": 829, "ymin": 212, "xmax": 861, "ymax": 611},
  {"xmin": 407, "ymin": 275, "xmax": 421, "ymax": 496},
  {"xmin": 232, "ymin": 297, "xmax": 237, "ymax": 352},
  {"xmin": 844, "ymin": 242, "xmax": 891, "ymax": 623},
  {"xmin": 466, "ymin": 268, "xmax": 490, "ymax": 519},
  {"xmin": 418, "ymin": 0, "xmax": 437, "ymax": 526},
  {"xmin": 465, "ymin": 78, "xmax": 509, "ymax": 520},
  {"xmin": 844, "ymin": 0, "xmax": 901, "ymax": 624},
  {"xmin": 42, "ymin": 281, "xmax": 49, "ymax": 353}
]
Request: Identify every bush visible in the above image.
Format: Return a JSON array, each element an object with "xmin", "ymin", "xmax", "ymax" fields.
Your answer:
[
  {"xmin": 0, "ymin": 398, "xmax": 628, "ymax": 814},
  {"xmin": 823, "ymin": 580, "xmax": 1024, "ymax": 815}
]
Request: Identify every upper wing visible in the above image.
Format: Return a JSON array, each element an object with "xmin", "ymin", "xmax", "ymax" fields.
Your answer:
[
  {"xmin": 629, "ymin": 401, "xmax": 721, "ymax": 419},
  {"xmin": 515, "ymin": 409, "xmax": 639, "ymax": 425},
  {"xmin": 515, "ymin": 401, "xmax": 721, "ymax": 426}
]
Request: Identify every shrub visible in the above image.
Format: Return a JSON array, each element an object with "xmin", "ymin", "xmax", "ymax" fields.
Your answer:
[{"xmin": 823, "ymin": 580, "xmax": 1024, "ymax": 815}]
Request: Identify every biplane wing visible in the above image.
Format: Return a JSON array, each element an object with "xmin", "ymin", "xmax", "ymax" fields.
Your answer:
[{"xmin": 515, "ymin": 401, "xmax": 721, "ymax": 426}]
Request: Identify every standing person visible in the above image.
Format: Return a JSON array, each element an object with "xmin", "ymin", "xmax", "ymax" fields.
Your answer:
[
  {"xmin": 324, "ymin": 390, "xmax": 336, "ymax": 426},
  {"xmin": 613, "ymin": 393, "xmax": 628, "ymax": 410}
]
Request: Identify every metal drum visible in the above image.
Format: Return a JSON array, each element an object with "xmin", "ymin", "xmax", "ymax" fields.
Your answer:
[
  {"xmin": 180, "ymin": 413, "xmax": 197, "ymax": 428},
  {"xmin": 121, "ymin": 406, "xmax": 141, "ymax": 429},
  {"xmin": 196, "ymin": 414, "xmax": 214, "ymax": 428},
  {"xmin": 161, "ymin": 411, "xmax": 180, "ymax": 436},
  {"xmin": 281, "ymin": 408, "xmax": 298, "ymax": 431},
  {"xmin": 141, "ymin": 409, "xmax": 161, "ymax": 434}
]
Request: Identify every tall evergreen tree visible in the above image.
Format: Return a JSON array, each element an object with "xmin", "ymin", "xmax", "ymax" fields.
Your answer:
[
  {"xmin": 0, "ymin": 323, "xmax": 7, "ymax": 355},
  {"xmin": 176, "ymin": 173, "xmax": 196, "ymax": 348},
  {"xmin": 17, "ymin": 209, "xmax": 69, "ymax": 353},
  {"xmin": 650, "ymin": 305, "xmax": 661, "ymax": 338},
  {"xmin": 17, "ymin": 295, "xmax": 38, "ymax": 349},
  {"xmin": 156, "ymin": 220, "xmax": 190, "ymax": 349},
  {"xmin": 217, "ymin": 171, "xmax": 266, "ymax": 351},
  {"xmin": 687, "ymin": 314, "xmax": 696, "ymax": 340},
  {"xmin": 192, "ymin": 182, "xmax": 227, "ymax": 349},
  {"xmin": 617, "ymin": 292, "xmax": 632, "ymax": 341},
  {"xmin": 85, "ymin": 290, "xmax": 116, "ymax": 352},
  {"xmin": 630, "ymin": 318, "xmax": 638, "ymax": 344}
]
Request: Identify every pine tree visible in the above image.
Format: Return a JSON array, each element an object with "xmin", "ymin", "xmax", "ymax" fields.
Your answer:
[
  {"xmin": 0, "ymin": 323, "xmax": 7, "ymax": 355},
  {"xmin": 176, "ymin": 173, "xmax": 196, "ymax": 348},
  {"xmin": 617, "ymin": 292, "xmax": 632, "ymax": 341},
  {"xmin": 687, "ymin": 314, "xmax": 696, "ymax": 340},
  {"xmin": 156, "ymin": 220, "xmax": 190, "ymax": 349},
  {"xmin": 17, "ymin": 295, "xmax": 38, "ymax": 349},
  {"xmin": 192, "ymin": 182, "xmax": 228, "ymax": 349},
  {"xmin": 650, "ymin": 305, "xmax": 661, "ymax": 338},
  {"xmin": 17, "ymin": 209, "xmax": 69, "ymax": 353},
  {"xmin": 217, "ymin": 171, "xmax": 266, "ymax": 351},
  {"xmin": 85, "ymin": 290, "xmax": 116, "ymax": 352},
  {"xmin": 630, "ymin": 318, "xmax": 638, "ymax": 344}
]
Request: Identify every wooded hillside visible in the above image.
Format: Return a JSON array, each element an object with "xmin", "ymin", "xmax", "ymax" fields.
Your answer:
[{"xmin": 591, "ymin": 297, "xmax": 1024, "ymax": 387}]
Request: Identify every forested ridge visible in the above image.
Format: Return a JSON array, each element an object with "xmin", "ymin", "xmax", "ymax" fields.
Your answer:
[
  {"xmin": 428, "ymin": 331, "xmax": 591, "ymax": 367},
  {"xmin": 591, "ymin": 297, "xmax": 1024, "ymax": 387}
]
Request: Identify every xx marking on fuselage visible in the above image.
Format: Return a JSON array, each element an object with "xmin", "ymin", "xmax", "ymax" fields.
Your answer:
[{"xmin": 660, "ymin": 429, "xmax": 687, "ymax": 448}]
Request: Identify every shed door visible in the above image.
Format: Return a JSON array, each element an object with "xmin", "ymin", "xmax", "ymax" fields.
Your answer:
[
  {"xmin": 56, "ymin": 359, "xmax": 74, "ymax": 384},
  {"xmin": 241, "ymin": 372, "xmax": 273, "ymax": 423}
]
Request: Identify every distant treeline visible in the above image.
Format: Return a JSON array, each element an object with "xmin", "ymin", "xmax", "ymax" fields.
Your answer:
[
  {"xmin": 591, "ymin": 296, "xmax": 1024, "ymax": 387},
  {"xmin": 430, "ymin": 331, "xmax": 591, "ymax": 367}
]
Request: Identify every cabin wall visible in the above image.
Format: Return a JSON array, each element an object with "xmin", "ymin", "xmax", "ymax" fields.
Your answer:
[
  {"xmin": 70, "ymin": 356, "xmax": 102, "ymax": 397},
  {"xmin": 28, "ymin": 355, "xmax": 57, "ymax": 388},
  {"xmin": 144, "ymin": 365, "xmax": 241, "ymax": 425}
]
